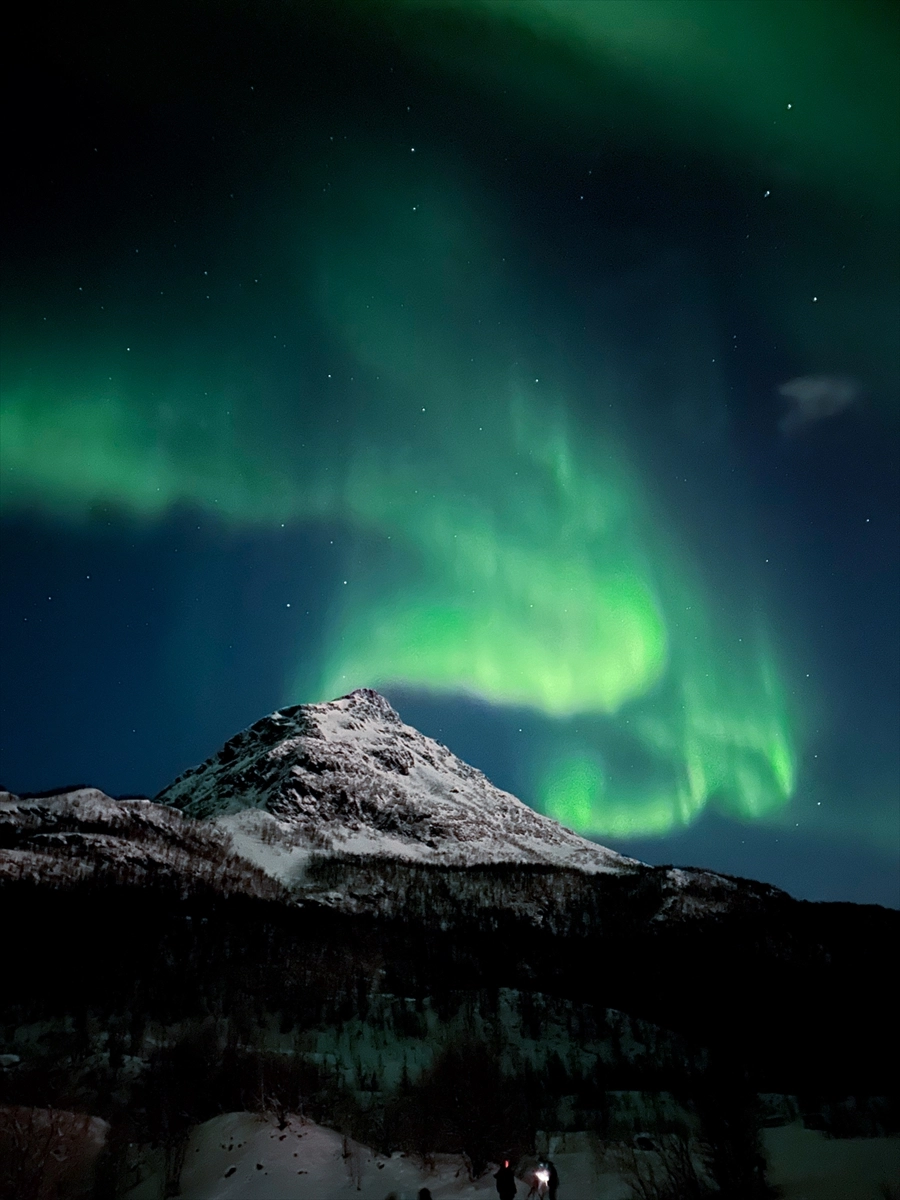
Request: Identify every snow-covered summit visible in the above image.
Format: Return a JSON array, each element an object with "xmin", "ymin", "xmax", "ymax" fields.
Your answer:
[{"xmin": 157, "ymin": 689, "xmax": 638, "ymax": 876}]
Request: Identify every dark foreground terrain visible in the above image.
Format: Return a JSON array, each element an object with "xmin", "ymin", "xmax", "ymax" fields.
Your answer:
[{"xmin": 2, "ymin": 697, "xmax": 897, "ymax": 1196}]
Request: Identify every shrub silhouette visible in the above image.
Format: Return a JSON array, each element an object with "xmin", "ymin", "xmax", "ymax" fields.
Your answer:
[
  {"xmin": 0, "ymin": 1106, "xmax": 106, "ymax": 1200},
  {"xmin": 386, "ymin": 1040, "xmax": 530, "ymax": 1177}
]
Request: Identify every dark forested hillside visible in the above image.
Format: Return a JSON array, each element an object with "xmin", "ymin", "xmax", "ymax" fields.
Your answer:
[{"xmin": 2, "ymin": 777, "xmax": 897, "ymax": 1195}]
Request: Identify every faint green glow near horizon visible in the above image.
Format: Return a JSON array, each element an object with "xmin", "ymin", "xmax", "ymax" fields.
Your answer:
[{"xmin": 0, "ymin": 153, "xmax": 795, "ymax": 837}]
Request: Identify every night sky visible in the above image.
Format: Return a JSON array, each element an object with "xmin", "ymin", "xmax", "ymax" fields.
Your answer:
[{"xmin": 2, "ymin": 0, "xmax": 898, "ymax": 906}]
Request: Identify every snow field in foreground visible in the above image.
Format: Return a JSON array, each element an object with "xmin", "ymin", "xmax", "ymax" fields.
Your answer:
[
  {"xmin": 123, "ymin": 1112, "xmax": 900, "ymax": 1200},
  {"xmin": 127, "ymin": 1112, "xmax": 621, "ymax": 1199}
]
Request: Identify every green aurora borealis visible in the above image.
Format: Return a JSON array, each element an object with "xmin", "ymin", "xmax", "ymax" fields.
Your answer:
[
  {"xmin": 1, "ymin": 0, "xmax": 897, "ymax": 887},
  {"xmin": 1, "ymin": 157, "xmax": 797, "ymax": 838}
]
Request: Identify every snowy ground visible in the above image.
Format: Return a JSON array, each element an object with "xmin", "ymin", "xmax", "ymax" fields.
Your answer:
[
  {"xmin": 123, "ymin": 1115, "xmax": 630, "ymax": 1199},
  {"xmin": 763, "ymin": 1121, "xmax": 900, "ymax": 1200},
  {"xmin": 122, "ymin": 1113, "xmax": 900, "ymax": 1200}
]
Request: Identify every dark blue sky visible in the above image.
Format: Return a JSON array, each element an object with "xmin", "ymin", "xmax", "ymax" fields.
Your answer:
[{"xmin": 2, "ymin": 0, "xmax": 898, "ymax": 906}]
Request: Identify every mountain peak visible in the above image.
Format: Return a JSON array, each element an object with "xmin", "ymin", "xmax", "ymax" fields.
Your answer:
[
  {"xmin": 157, "ymin": 691, "xmax": 637, "ymax": 876},
  {"xmin": 339, "ymin": 687, "xmax": 404, "ymax": 723}
]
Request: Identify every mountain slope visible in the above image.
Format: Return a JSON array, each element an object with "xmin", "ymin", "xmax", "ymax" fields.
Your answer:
[
  {"xmin": 157, "ymin": 688, "xmax": 637, "ymax": 876},
  {"xmin": 2, "ymin": 689, "xmax": 898, "ymax": 1165},
  {"xmin": 0, "ymin": 787, "xmax": 284, "ymax": 900}
]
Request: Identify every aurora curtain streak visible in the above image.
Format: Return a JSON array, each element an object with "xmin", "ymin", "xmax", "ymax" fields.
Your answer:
[{"xmin": 0, "ymin": 152, "xmax": 795, "ymax": 837}]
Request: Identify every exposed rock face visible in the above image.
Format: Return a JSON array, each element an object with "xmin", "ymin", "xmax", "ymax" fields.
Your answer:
[
  {"xmin": 0, "ymin": 788, "xmax": 284, "ymax": 900},
  {"xmin": 156, "ymin": 688, "xmax": 637, "ymax": 875},
  {"xmin": 2, "ymin": 692, "xmax": 790, "ymax": 928}
]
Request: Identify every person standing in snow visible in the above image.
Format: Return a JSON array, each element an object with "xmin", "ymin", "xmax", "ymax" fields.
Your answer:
[
  {"xmin": 494, "ymin": 1158, "xmax": 517, "ymax": 1198},
  {"xmin": 540, "ymin": 1156, "xmax": 561, "ymax": 1195},
  {"xmin": 545, "ymin": 1159, "xmax": 559, "ymax": 1199},
  {"xmin": 534, "ymin": 1158, "xmax": 559, "ymax": 1198}
]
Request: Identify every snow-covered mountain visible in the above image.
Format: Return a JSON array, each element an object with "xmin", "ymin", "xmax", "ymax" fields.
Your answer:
[
  {"xmin": 4, "ymin": 690, "xmax": 897, "ymax": 1200},
  {"xmin": 0, "ymin": 787, "xmax": 283, "ymax": 900},
  {"xmin": 2, "ymin": 690, "xmax": 788, "ymax": 924},
  {"xmin": 157, "ymin": 688, "xmax": 638, "ymax": 878}
]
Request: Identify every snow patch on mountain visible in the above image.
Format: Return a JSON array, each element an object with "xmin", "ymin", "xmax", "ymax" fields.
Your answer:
[
  {"xmin": 654, "ymin": 865, "xmax": 788, "ymax": 920},
  {"xmin": 157, "ymin": 689, "xmax": 639, "ymax": 878},
  {"xmin": 0, "ymin": 788, "xmax": 284, "ymax": 900}
]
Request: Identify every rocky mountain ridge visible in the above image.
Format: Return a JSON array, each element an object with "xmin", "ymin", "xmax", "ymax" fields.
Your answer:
[
  {"xmin": 2, "ymin": 689, "xmax": 791, "ymax": 925},
  {"xmin": 156, "ymin": 688, "xmax": 637, "ymax": 875},
  {"xmin": 0, "ymin": 787, "xmax": 283, "ymax": 902}
]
